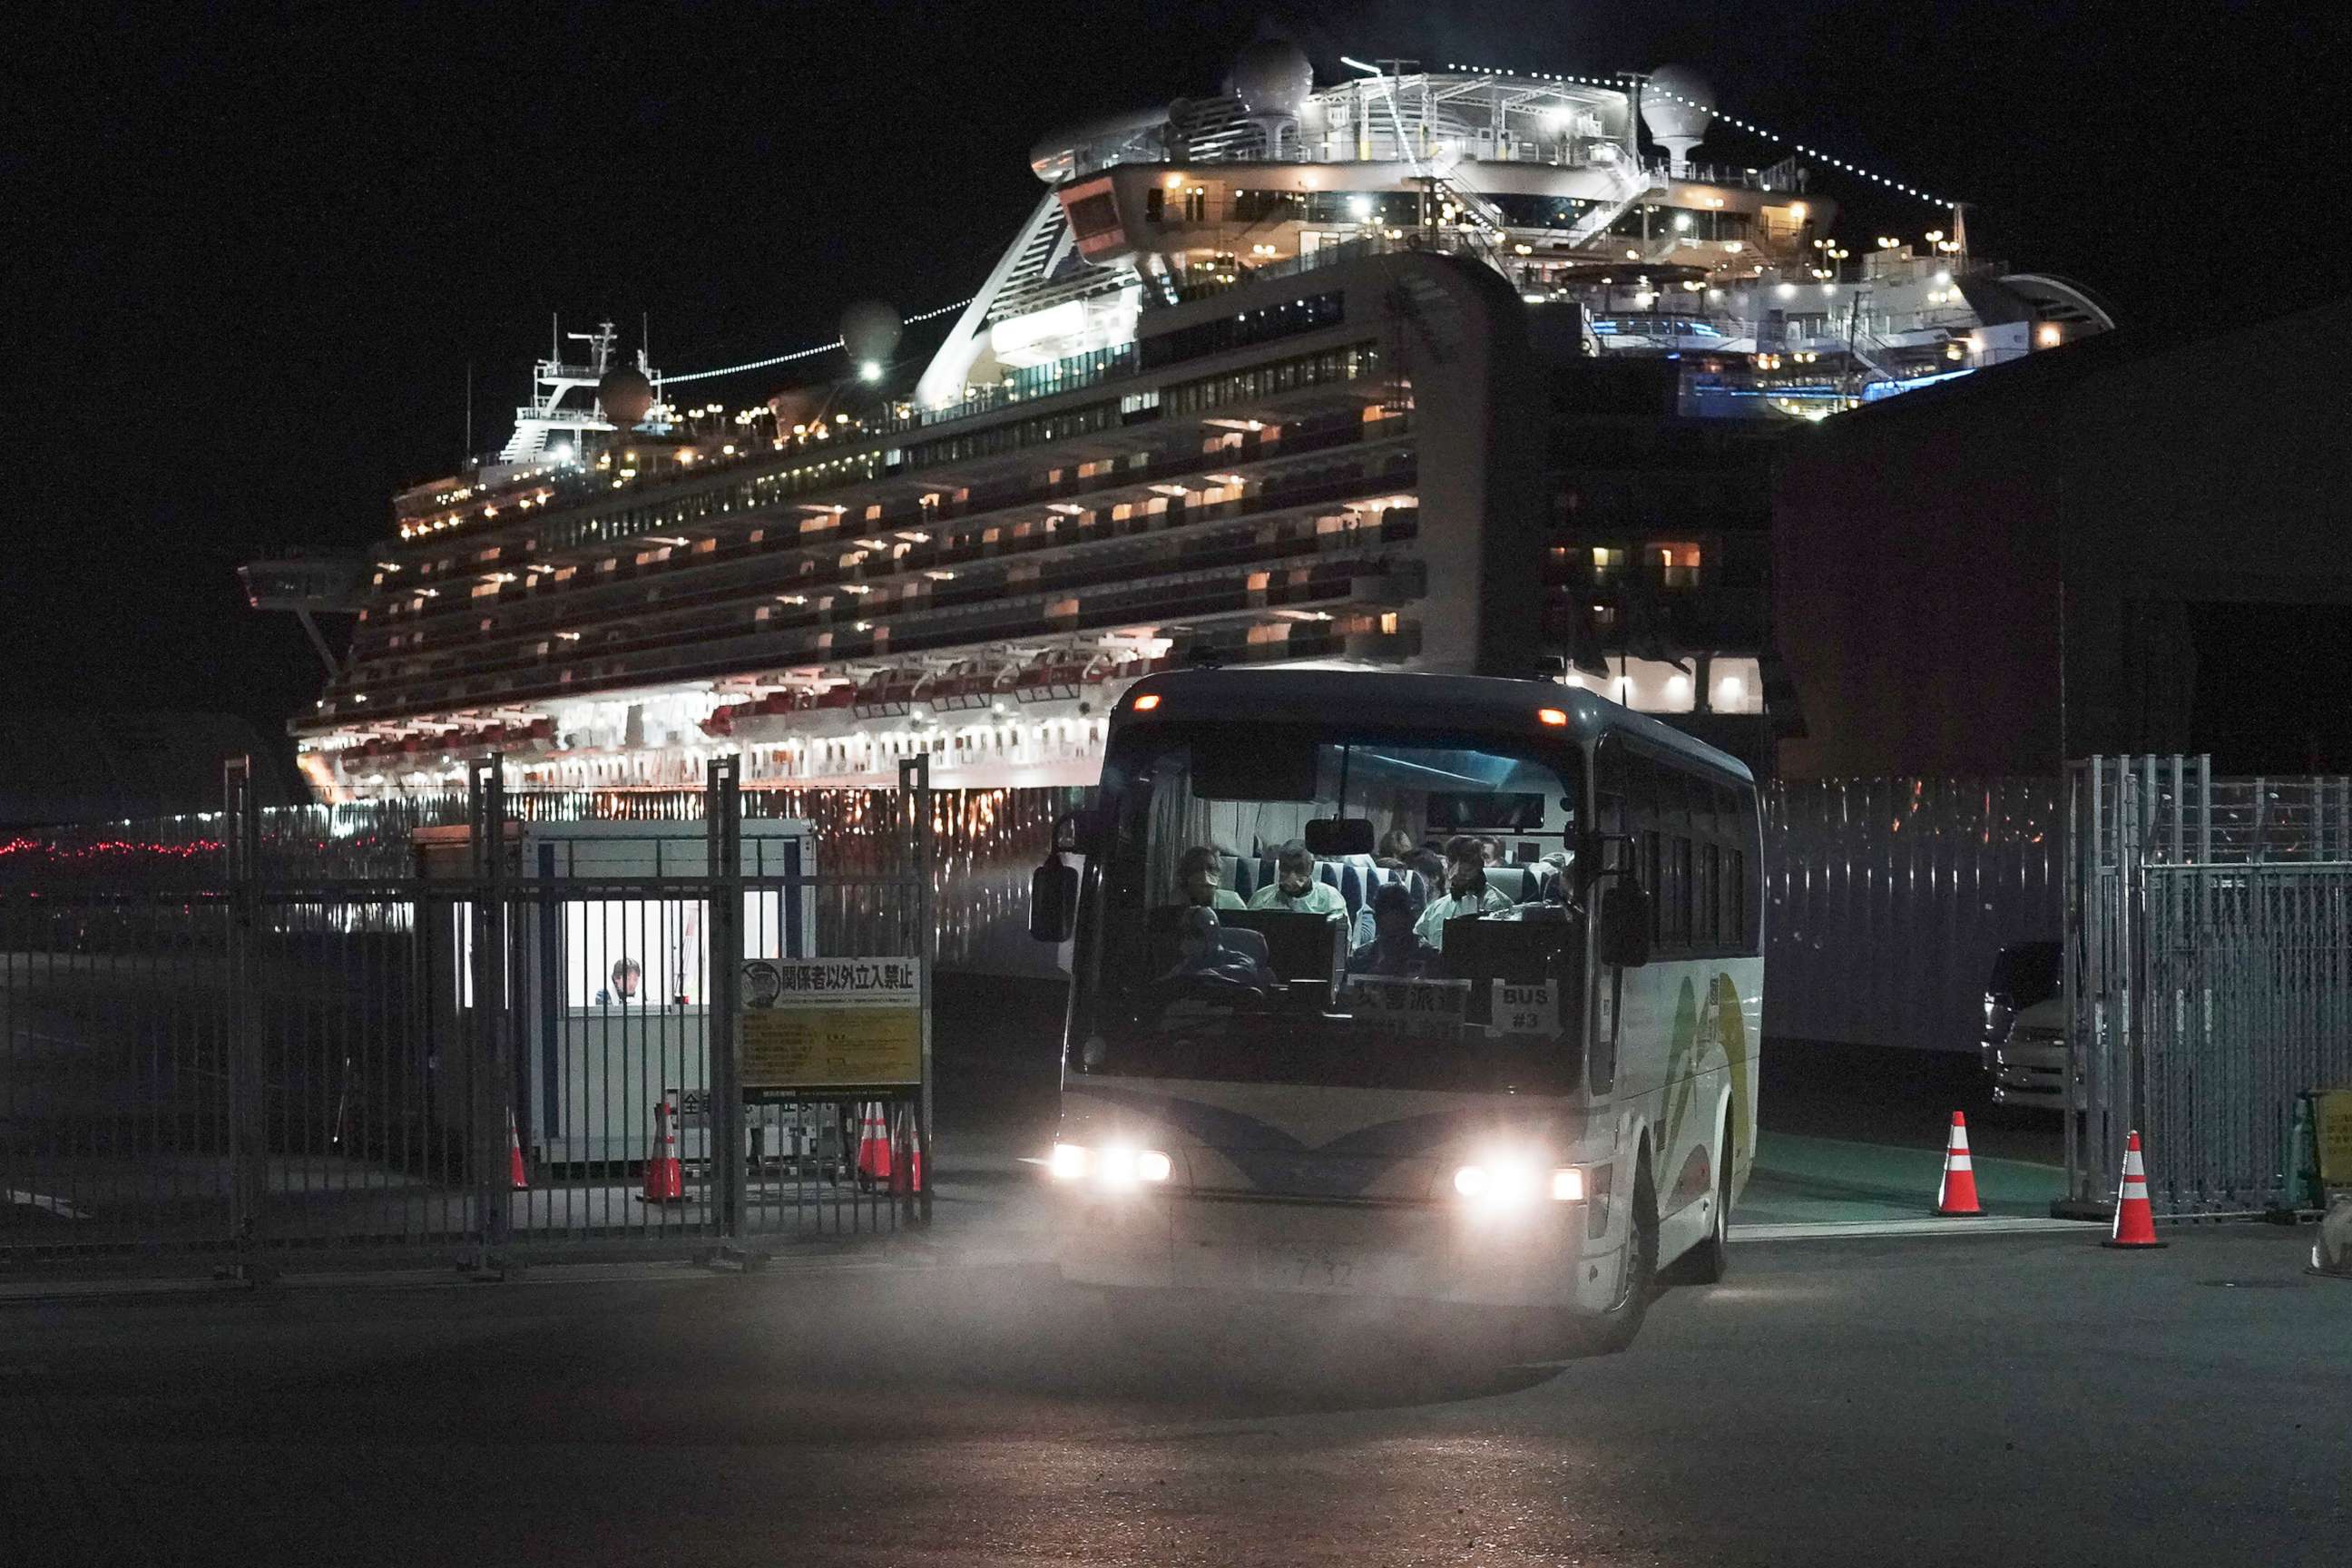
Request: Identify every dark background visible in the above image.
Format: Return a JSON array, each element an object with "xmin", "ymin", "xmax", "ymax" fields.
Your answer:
[{"xmin": 12, "ymin": 1, "xmax": 2347, "ymax": 738}]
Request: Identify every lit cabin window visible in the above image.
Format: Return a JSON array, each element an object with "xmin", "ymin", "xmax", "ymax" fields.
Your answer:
[{"xmin": 1652, "ymin": 542, "xmax": 1702, "ymax": 588}]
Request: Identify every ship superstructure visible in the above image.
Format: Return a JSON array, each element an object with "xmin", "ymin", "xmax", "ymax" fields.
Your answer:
[{"xmin": 254, "ymin": 48, "xmax": 2112, "ymax": 799}]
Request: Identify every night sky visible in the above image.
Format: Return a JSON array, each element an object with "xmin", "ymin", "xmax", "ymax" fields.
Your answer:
[{"xmin": 15, "ymin": 1, "xmax": 2347, "ymax": 739}]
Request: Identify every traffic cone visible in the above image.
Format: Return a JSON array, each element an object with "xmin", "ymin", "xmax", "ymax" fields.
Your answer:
[
  {"xmin": 855, "ymin": 1102, "xmax": 893, "ymax": 1189},
  {"xmin": 507, "ymin": 1107, "xmax": 529, "ymax": 1191},
  {"xmin": 1935, "ymin": 1111, "xmax": 1985, "ymax": 1217},
  {"xmin": 641, "ymin": 1095, "xmax": 685, "ymax": 1203},
  {"xmin": 2104, "ymin": 1130, "xmax": 2166, "ymax": 1249},
  {"xmin": 889, "ymin": 1104, "xmax": 923, "ymax": 1196}
]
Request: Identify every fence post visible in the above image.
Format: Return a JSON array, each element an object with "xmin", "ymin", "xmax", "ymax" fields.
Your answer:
[
  {"xmin": 466, "ymin": 756, "xmax": 512, "ymax": 1270},
  {"xmin": 898, "ymin": 753, "xmax": 934, "ymax": 1225},
  {"xmin": 706, "ymin": 756, "xmax": 745, "ymax": 1250},
  {"xmin": 221, "ymin": 757, "xmax": 272, "ymax": 1280}
]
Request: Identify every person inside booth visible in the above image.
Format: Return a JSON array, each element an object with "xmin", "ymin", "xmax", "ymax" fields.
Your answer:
[{"xmin": 596, "ymin": 956, "xmax": 642, "ymax": 1006}]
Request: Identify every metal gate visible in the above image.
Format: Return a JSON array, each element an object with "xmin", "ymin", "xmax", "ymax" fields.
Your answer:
[
  {"xmin": 1, "ymin": 756, "xmax": 935, "ymax": 1274},
  {"xmin": 2064, "ymin": 757, "xmax": 2352, "ymax": 1216}
]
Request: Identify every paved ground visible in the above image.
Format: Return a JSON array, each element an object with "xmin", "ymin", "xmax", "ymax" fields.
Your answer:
[
  {"xmin": 22, "ymin": 981, "xmax": 2337, "ymax": 1565},
  {"xmin": 4, "ymin": 1222, "xmax": 2342, "ymax": 1566}
]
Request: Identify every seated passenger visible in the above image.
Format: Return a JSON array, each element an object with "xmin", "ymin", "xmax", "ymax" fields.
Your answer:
[
  {"xmin": 1176, "ymin": 844, "xmax": 1245, "ymax": 910},
  {"xmin": 1348, "ymin": 882, "xmax": 1432, "ymax": 976},
  {"xmin": 1413, "ymin": 836, "xmax": 1515, "ymax": 950},
  {"xmin": 1247, "ymin": 839, "xmax": 1348, "ymax": 920},
  {"xmin": 1161, "ymin": 906, "xmax": 1275, "ymax": 988},
  {"xmin": 1521, "ymin": 849, "xmax": 1578, "ymax": 908},
  {"xmin": 1375, "ymin": 828, "xmax": 1418, "ymax": 868}
]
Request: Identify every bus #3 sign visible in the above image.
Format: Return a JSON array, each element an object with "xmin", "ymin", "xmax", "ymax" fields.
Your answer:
[{"xmin": 740, "ymin": 957, "xmax": 922, "ymax": 1090}]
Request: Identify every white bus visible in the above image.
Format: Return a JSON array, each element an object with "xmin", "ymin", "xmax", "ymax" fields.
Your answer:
[{"xmin": 1028, "ymin": 669, "xmax": 1762, "ymax": 1353}]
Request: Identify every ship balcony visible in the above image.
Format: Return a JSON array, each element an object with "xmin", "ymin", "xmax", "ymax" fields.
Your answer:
[
  {"xmin": 311, "ymin": 506, "xmax": 1426, "ymax": 730},
  {"xmin": 338, "ymin": 491, "xmax": 1421, "ymax": 707}
]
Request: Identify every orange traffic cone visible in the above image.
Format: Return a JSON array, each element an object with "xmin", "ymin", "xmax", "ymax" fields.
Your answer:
[
  {"xmin": 889, "ymin": 1104, "xmax": 923, "ymax": 1196},
  {"xmin": 641, "ymin": 1095, "xmax": 685, "ymax": 1203},
  {"xmin": 1935, "ymin": 1111, "xmax": 1985, "ymax": 1217},
  {"xmin": 2104, "ymin": 1130, "xmax": 2166, "ymax": 1249},
  {"xmin": 855, "ymin": 1102, "xmax": 893, "ymax": 1189},
  {"xmin": 507, "ymin": 1107, "xmax": 529, "ymax": 1191}
]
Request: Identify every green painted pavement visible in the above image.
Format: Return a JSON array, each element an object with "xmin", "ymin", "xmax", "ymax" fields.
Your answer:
[{"xmin": 1738, "ymin": 1130, "xmax": 2066, "ymax": 1227}]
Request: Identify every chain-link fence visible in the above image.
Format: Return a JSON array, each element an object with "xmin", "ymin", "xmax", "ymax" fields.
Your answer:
[{"xmin": 1, "ymin": 757, "xmax": 940, "ymax": 1274}]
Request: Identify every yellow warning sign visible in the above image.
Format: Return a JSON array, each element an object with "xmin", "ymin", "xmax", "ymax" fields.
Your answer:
[
  {"xmin": 740, "ymin": 957, "xmax": 922, "ymax": 1090},
  {"xmin": 2316, "ymin": 1090, "xmax": 2352, "ymax": 1186},
  {"xmin": 741, "ymin": 1006, "xmax": 920, "ymax": 1089}
]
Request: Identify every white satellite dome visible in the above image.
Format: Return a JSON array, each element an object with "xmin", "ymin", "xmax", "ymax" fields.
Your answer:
[
  {"xmin": 1229, "ymin": 39, "xmax": 1313, "ymax": 118},
  {"xmin": 1640, "ymin": 64, "xmax": 1715, "ymax": 142}
]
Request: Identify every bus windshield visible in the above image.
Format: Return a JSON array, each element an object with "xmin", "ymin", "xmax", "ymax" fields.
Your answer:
[{"xmin": 1073, "ymin": 720, "xmax": 1585, "ymax": 1093}]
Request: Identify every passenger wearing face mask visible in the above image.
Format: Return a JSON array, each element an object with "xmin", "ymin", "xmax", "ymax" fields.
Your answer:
[
  {"xmin": 1175, "ymin": 844, "xmax": 1246, "ymax": 910},
  {"xmin": 1247, "ymin": 839, "xmax": 1348, "ymax": 920},
  {"xmin": 1348, "ymin": 881, "xmax": 1433, "ymax": 976},
  {"xmin": 1413, "ymin": 835, "xmax": 1515, "ymax": 951}
]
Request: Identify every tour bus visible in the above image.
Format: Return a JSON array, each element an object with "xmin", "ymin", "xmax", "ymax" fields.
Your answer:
[{"xmin": 1028, "ymin": 669, "xmax": 1763, "ymax": 1352}]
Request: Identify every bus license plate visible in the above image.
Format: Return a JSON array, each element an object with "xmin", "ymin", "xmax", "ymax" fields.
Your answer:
[{"xmin": 1258, "ymin": 1244, "xmax": 1361, "ymax": 1292}]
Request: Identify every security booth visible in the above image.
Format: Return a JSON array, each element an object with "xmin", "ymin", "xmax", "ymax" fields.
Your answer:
[{"xmin": 415, "ymin": 818, "xmax": 820, "ymax": 1177}]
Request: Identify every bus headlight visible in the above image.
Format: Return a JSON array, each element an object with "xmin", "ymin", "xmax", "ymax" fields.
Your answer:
[
  {"xmin": 1050, "ymin": 1142, "xmax": 1171, "ymax": 1187},
  {"xmin": 1454, "ymin": 1160, "xmax": 1584, "ymax": 1206},
  {"xmin": 1453, "ymin": 1157, "xmax": 1541, "ymax": 1209}
]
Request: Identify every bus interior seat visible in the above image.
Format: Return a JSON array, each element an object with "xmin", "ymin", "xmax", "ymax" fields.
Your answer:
[
  {"xmin": 1217, "ymin": 908, "xmax": 1344, "ymax": 982},
  {"xmin": 1223, "ymin": 854, "xmax": 1256, "ymax": 898},
  {"xmin": 1484, "ymin": 867, "xmax": 1533, "ymax": 903},
  {"xmin": 1212, "ymin": 925, "xmax": 1272, "ymax": 970},
  {"xmin": 1441, "ymin": 914, "xmax": 1572, "ymax": 988}
]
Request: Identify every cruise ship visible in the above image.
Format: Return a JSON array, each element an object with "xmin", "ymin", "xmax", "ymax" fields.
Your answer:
[{"xmin": 247, "ymin": 47, "xmax": 2112, "ymax": 799}]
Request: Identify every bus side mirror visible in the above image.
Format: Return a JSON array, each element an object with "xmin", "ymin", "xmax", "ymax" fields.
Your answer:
[
  {"xmin": 1030, "ymin": 854, "xmax": 1078, "ymax": 943},
  {"xmin": 1596, "ymin": 880, "xmax": 1652, "ymax": 968}
]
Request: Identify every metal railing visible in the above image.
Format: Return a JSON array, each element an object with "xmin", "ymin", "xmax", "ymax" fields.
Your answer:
[
  {"xmin": 1, "ymin": 757, "xmax": 939, "ymax": 1275},
  {"xmin": 2063, "ymin": 756, "xmax": 2352, "ymax": 1217}
]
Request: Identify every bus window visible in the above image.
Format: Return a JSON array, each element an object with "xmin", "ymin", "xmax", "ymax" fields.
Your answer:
[
  {"xmin": 1656, "ymin": 768, "xmax": 1690, "ymax": 829},
  {"xmin": 1670, "ymin": 836, "xmax": 1694, "ymax": 946},
  {"xmin": 1642, "ymin": 828, "xmax": 1664, "ymax": 941},
  {"xmin": 1073, "ymin": 721, "xmax": 1585, "ymax": 1093},
  {"xmin": 1728, "ymin": 846, "xmax": 1750, "ymax": 950},
  {"xmin": 1698, "ymin": 842, "xmax": 1721, "ymax": 946}
]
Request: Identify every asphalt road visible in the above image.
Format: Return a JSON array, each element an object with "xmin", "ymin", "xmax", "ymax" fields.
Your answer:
[{"xmin": 5, "ymin": 1222, "xmax": 2343, "ymax": 1567}]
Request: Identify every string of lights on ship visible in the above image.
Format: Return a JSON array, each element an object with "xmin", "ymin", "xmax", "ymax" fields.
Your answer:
[{"xmin": 391, "ymin": 75, "xmax": 1957, "ymax": 547}]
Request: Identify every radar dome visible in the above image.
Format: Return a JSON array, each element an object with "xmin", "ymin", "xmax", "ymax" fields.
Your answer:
[
  {"xmin": 839, "ymin": 299, "xmax": 904, "ymax": 368},
  {"xmin": 597, "ymin": 367, "xmax": 655, "ymax": 429},
  {"xmin": 1639, "ymin": 64, "xmax": 1715, "ymax": 142},
  {"xmin": 1229, "ymin": 39, "xmax": 1313, "ymax": 118}
]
